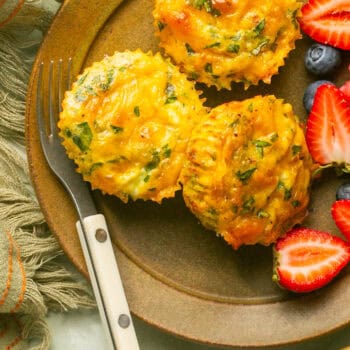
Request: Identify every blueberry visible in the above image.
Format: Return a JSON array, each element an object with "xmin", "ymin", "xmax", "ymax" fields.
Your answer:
[
  {"xmin": 336, "ymin": 183, "xmax": 350, "ymax": 200},
  {"xmin": 305, "ymin": 44, "xmax": 341, "ymax": 76},
  {"xmin": 303, "ymin": 80, "xmax": 334, "ymax": 113}
]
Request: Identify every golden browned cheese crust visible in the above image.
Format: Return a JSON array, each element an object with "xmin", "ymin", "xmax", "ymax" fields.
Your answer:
[
  {"xmin": 154, "ymin": 0, "xmax": 302, "ymax": 89},
  {"xmin": 58, "ymin": 50, "xmax": 206, "ymax": 203},
  {"xmin": 181, "ymin": 96, "xmax": 315, "ymax": 249}
]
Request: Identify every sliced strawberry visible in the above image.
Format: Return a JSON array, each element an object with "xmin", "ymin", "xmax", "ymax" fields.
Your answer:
[
  {"xmin": 340, "ymin": 80, "xmax": 350, "ymax": 103},
  {"xmin": 299, "ymin": 0, "xmax": 350, "ymax": 50},
  {"xmin": 305, "ymin": 84, "xmax": 350, "ymax": 169},
  {"xmin": 332, "ymin": 200, "xmax": 350, "ymax": 241},
  {"xmin": 273, "ymin": 227, "xmax": 350, "ymax": 293}
]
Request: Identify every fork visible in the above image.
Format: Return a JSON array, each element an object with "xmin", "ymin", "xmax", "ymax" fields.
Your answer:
[{"xmin": 36, "ymin": 59, "xmax": 140, "ymax": 350}]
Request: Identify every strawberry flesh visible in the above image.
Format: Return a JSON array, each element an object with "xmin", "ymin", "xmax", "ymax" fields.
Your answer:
[
  {"xmin": 340, "ymin": 80, "xmax": 350, "ymax": 103},
  {"xmin": 305, "ymin": 84, "xmax": 350, "ymax": 167},
  {"xmin": 273, "ymin": 227, "xmax": 350, "ymax": 293},
  {"xmin": 299, "ymin": 0, "xmax": 350, "ymax": 50},
  {"xmin": 332, "ymin": 200, "xmax": 350, "ymax": 241}
]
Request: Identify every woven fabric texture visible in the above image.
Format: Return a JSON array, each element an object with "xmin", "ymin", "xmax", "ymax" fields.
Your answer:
[{"xmin": 0, "ymin": 1, "xmax": 95, "ymax": 349}]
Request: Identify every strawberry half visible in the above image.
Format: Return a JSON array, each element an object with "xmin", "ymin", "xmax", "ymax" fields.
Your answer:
[
  {"xmin": 340, "ymin": 80, "xmax": 350, "ymax": 104},
  {"xmin": 273, "ymin": 227, "xmax": 350, "ymax": 293},
  {"xmin": 332, "ymin": 200, "xmax": 350, "ymax": 241},
  {"xmin": 305, "ymin": 84, "xmax": 350, "ymax": 172},
  {"xmin": 298, "ymin": 0, "xmax": 350, "ymax": 50}
]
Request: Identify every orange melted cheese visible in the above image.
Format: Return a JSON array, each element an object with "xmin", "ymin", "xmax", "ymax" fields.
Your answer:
[
  {"xmin": 154, "ymin": 0, "xmax": 302, "ymax": 89},
  {"xmin": 181, "ymin": 96, "xmax": 315, "ymax": 248},
  {"xmin": 58, "ymin": 50, "xmax": 206, "ymax": 203}
]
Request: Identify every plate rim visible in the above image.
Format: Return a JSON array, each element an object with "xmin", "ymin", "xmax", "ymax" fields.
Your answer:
[{"xmin": 25, "ymin": 0, "xmax": 350, "ymax": 347}]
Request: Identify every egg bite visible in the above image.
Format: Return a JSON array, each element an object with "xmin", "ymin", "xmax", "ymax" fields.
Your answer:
[
  {"xmin": 153, "ymin": 0, "xmax": 302, "ymax": 89},
  {"xmin": 181, "ymin": 96, "xmax": 315, "ymax": 249},
  {"xmin": 58, "ymin": 50, "xmax": 206, "ymax": 203}
]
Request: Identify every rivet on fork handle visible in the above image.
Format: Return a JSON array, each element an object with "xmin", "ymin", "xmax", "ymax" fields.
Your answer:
[{"xmin": 95, "ymin": 228, "xmax": 108, "ymax": 242}]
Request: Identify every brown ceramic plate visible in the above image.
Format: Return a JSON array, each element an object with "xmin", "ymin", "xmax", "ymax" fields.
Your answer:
[{"xmin": 25, "ymin": 0, "xmax": 350, "ymax": 348}]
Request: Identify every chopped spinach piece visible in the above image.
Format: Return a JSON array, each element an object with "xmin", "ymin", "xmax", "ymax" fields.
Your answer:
[
  {"xmin": 88, "ymin": 162, "xmax": 103, "ymax": 174},
  {"xmin": 190, "ymin": 0, "xmax": 206, "ymax": 9},
  {"xmin": 110, "ymin": 125, "xmax": 124, "ymax": 134},
  {"xmin": 189, "ymin": 72, "xmax": 200, "ymax": 80},
  {"xmin": 287, "ymin": 9, "xmax": 299, "ymax": 29},
  {"xmin": 162, "ymin": 144, "xmax": 172, "ymax": 158},
  {"xmin": 292, "ymin": 145, "xmax": 302, "ymax": 156},
  {"xmin": 165, "ymin": 96, "xmax": 177, "ymax": 104},
  {"xmin": 257, "ymin": 209, "xmax": 270, "ymax": 218},
  {"xmin": 145, "ymin": 151, "xmax": 161, "ymax": 172},
  {"xmin": 204, "ymin": 63, "xmax": 213, "ymax": 73},
  {"xmin": 84, "ymin": 85, "xmax": 96, "ymax": 96},
  {"xmin": 208, "ymin": 207, "xmax": 217, "ymax": 215},
  {"xmin": 189, "ymin": 0, "xmax": 221, "ymax": 16},
  {"xmin": 227, "ymin": 43, "xmax": 240, "ymax": 53},
  {"xmin": 91, "ymin": 74, "xmax": 101, "ymax": 85},
  {"xmin": 253, "ymin": 19, "xmax": 265, "ymax": 36},
  {"xmin": 106, "ymin": 155, "xmax": 127, "ymax": 164},
  {"xmin": 158, "ymin": 21, "xmax": 166, "ymax": 31},
  {"xmin": 100, "ymin": 69, "xmax": 115, "ymax": 91},
  {"xmin": 253, "ymin": 140, "xmax": 271, "ymax": 148},
  {"xmin": 133, "ymin": 106, "xmax": 140, "ymax": 117},
  {"xmin": 270, "ymin": 133, "xmax": 279, "ymax": 142},
  {"xmin": 230, "ymin": 33, "xmax": 241, "ymax": 41},
  {"xmin": 242, "ymin": 196, "xmax": 255, "ymax": 213},
  {"xmin": 284, "ymin": 188, "xmax": 292, "ymax": 200},
  {"xmin": 253, "ymin": 139, "xmax": 272, "ymax": 157},
  {"xmin": 185, "ymin": 43, "xmax": 195, "ymax": 55},
  {"xmin": 292, "ymin": 200, "xmax": 301, "ymax": 208},
  {"xmin": 211, "ymin": 8, "xmax": 221, "ymax": 17},
  {"xmin": 277, "ymin": 181, "xmax": 292, "ymax": 200},
  {"xmin": 74, "ymin": 81, "xmax": 98, "ymax": 101},
  {"xmin": 63, "ymin": 128, "xmax": 72, "ymax": 138},
  {"xmin": 236, "ymin": 167, "xmax": 257, "ymax": 184},
  {"xmin": 76, "ymin": 73, "xmax": 88, "ymax": 86},
  {"xmin": 205, "ymin": 42, "xmax": 221, "ymax": 49},
  {"xmin": 229, "ymin": 118, "xmax": 240, "ymax": 128},
  {"xmin": 277, "ymin": 180, "xmax": 285, "ymax": 190},
  {"xmin": 71, "ymin": 122, "xmax": 92, "ymax": 152},
  {"xmin": 165, "ymin": 83, "xmax": 177, "ymax": 104},
  {"xmin": 74, "ymin": 88, "xmax": 88, "ymax": 102}
]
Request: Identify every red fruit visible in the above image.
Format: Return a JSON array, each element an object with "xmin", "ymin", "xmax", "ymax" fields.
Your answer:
[
  {"xmin": 299, "ymin": 0, "xmax": 350, "ymax": 50},
  {"xmin": 273, "ymin": 227, "xmax": 350, "ymax": 293},
  {"xmin": 340, "ymin": 80, "xmax": 350, "ymax": 103},
  {"xmin": 305, "ymin": 84, "xmax": 350, "ymax": 169},
  {"xmin": 332, "ymin": 200, "xmax": 350, "ymax": 241}
]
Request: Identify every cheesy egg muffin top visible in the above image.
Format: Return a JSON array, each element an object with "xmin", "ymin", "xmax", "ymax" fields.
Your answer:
[
  {"xmin": 58, "ymin": 50, "xmax": 206, "ymax": 203},
  {"xmin": 154, "ymin": 0, "xmax": 302, "ymax": 89},
  {"xmin": 181, "ymin": 96, "xmax": 315, "ymax": 249}
]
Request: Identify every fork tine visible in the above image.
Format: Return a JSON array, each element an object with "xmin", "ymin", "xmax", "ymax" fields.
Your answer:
[
  {"xmin": 67, "ymin": 57, "xmax": 73, "ymax": 90},
  {"xmin": 58, "ymin": 58, "xmax": 72, "ymax": 114},
  {"xmin": 39, "ymin": 59, "xmax": 73, "ymax": 139},
  {"xmin": 36, "ymin": 62, "xmax": 48, "ymax": 145},
  {"xmin": 48, "ymin": 60, "xmax": 57, "ymax": 136},
  {"xmin": 58, "ymin": 59, "xmax": 63, "ymax": 114}
]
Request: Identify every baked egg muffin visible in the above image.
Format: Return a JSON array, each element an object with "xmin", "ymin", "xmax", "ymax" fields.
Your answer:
[
  {"xmin": 153, "ymin": 0, "xmax": 302, "ymax": 89},
  {"xmin": 181, "ymin": 96, "xmax": 315, "ymax": 249},
  {"xmin": 58, "ymin": 50, "xmax": 206, "ymax": 203}
]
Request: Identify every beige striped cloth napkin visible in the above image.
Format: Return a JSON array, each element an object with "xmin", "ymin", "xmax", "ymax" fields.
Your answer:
[{"xmin": 0, "ymin": 1, "xmax": 95, "ymax": 349}]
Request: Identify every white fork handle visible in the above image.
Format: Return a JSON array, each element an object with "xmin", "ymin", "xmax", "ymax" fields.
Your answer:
[{"xmin": 76, "ymin": 214, "xmax": 139, "ymax": 350}]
